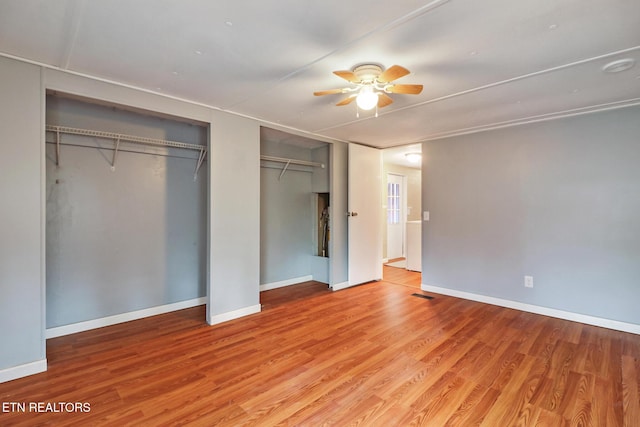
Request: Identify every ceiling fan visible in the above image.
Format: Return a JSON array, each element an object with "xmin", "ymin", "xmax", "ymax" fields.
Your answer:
[{"xmin": 314, "ymin": 64, "xmax": 423, "ymax": 115}]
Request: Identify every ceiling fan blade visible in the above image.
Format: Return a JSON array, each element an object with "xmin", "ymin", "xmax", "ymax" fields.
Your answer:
[
  {"xmin": 378, "ymin": 65, "xmax": 410, "ymax": 83},
  {"xmin": 378, "ymin": 93, "xmax": 394, "ymax": 108},
  {"xmin": 387, "ymin": 84, "xmax": 423, "ymax": 95},
  {"xmin": 336, "ymin": 96, "xmax": 356, "ymax": 106},
  {"xmin": 314, "ymin": 88, "xmax": 345, "ymax": 96},
  {"xmin": 333, "ymin": 70, "xmax": 361, "ymax": 83}
]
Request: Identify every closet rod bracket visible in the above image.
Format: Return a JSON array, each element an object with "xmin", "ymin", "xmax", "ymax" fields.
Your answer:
[
  {"xmin": 55, "ymin": 129, "xmax": 61, "ymax": 167},
  {"xmin": 193, "ymin": 147, "xmax": 207, "ymax": 181},
  {"xmin": 111, "ymin": 136, "xmax": 121, "ymax": 171},
  {"xmin": 278, "ymin": 160, "xmax": 291, "ymax": 181}
]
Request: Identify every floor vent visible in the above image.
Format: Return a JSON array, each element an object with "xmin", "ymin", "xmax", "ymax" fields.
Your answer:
[{"xmin": 411, "ymin": 293, "xmax": 434, "ymax": 300}]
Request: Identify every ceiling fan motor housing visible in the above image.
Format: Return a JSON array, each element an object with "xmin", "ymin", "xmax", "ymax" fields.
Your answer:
[{"xmin": 353, "ymin": 64, "xmax": 383, "ymax": 83}]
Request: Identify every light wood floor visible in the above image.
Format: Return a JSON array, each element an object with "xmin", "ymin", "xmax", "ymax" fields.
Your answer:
[{"xmin": 1, "ymin": 267, "xmax": 639, "ymax": 426}]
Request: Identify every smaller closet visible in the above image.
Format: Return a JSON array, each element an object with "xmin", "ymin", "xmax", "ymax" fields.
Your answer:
[{"xmin": 260, "ymin": 127, "xmax": 330, "ymax": 289}]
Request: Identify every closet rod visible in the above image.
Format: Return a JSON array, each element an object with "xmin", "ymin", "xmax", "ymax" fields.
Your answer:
[
  {"xmin": 260, "ymin": 155, "xmax": 325, "ymax": 169},
  {"xmin": 46, "ymin": 125, "xmax": 206, "ymax": 151},
  {"xmin": 46, "ymin": 125, "xmax": 207, "ymax": 180}
]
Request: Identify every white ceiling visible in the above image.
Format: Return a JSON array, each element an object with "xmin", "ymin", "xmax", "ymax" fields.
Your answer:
[{"xmin": 1, "ymin": 0, "xmax": 639, "ymax": 149}]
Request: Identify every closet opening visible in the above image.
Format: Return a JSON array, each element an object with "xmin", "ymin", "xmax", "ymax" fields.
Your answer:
[
  {"xmin": 45, "ymin": 92, "xmax": 209, "ymax": 338},
  {"xmin": 260, "ymin": 127, "xmax": 330, "ymax": 292}
]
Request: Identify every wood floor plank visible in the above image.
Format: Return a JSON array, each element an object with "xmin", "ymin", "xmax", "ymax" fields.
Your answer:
[
  {"xmin": 1, "ymin": 266, "xmax": 639, "ymax": 425},
  {"xmin": 622, "ymin": 354, "xmax": 640, "ymax": 427},
  {"xmin": 444, "ymin": 384, "xmax": 501, "ymax": 427},
  {"xmin": 558, "ymin": 371, "xmax": 594, "ymax": 425},
  {"xmin": 479, "ymin": 354, "xmax": 544, "ymax": 426}
]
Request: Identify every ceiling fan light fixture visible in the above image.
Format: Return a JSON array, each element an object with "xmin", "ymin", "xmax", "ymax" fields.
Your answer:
[
  {"xmin": 314, "ymin": 63, "xmax": 421, "ymax": 114},
  {"xmin": 356, "ymin": 86, "xmax": 378, "ymax": 110},
  {"xmin": 405, "ymin": 153, "xmax": 422, "ymax": 163}
]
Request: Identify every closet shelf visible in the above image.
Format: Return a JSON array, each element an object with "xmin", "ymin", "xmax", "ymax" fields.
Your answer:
[
  {"xmin": 46, "ymin": 125, "xmax": 207, "ymax": 180},
  {"xmin": 260, "ymin": 155, "xmax": 324, "ymax": 180},
  {"xmin": 260, "ymin": 155, "xmax": 324, "ymax": 169}
]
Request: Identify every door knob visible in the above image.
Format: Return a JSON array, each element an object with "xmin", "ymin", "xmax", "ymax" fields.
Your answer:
[{"xmin": 347, "ymin": 212, "xmax": 358, "ymax": 217}]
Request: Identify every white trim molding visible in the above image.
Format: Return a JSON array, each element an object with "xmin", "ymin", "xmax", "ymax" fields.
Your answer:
[
  {"xmin": 260, "ymin": 275, "xmax": 313, "ymax": 292},
  {"xmin": 207, "ymin": 304, "xmax": 262, "ymax": 326},
  {"xmin": 421, "ymin": 284, "xmax": 640, "ymax": 335},
  {"xmin": 331, "ymin": 281, "xmax": 354, "ymax": 291},
  {"xmin": 46, "ymin": 297, "xmax": 207, "ymax": 339},
  {"xmin": 0, "ymin": 359, "xmax": 47, "ymax": 384}
]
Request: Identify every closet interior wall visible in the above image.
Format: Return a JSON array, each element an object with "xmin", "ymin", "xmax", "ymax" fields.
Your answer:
[
  {"xmin": 45, "ymin": 94, "xmax": 208, "ymax": 329},
  {"xmin": 260, "ymin": 128, "xmax": 329, "ymax": 288}
]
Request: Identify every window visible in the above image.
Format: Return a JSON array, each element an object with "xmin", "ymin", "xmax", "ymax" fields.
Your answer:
[{"xmin": 387, "ymin": 182, "xmax": 400, "ymax": 224}]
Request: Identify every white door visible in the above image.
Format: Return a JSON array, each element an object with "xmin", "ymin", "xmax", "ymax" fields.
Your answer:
[
  {"xmin": 347, "ymin": 143, "xmax": 382, "ymax": 287},
  {"xmin": 386, "ymin": 173, "xmax": 405, "ymax": 260}
]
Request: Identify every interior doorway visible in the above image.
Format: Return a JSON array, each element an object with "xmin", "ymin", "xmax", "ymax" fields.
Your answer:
[{"xmin": 382, "ymin": 145, "xmax": 422, "ymax": 274}]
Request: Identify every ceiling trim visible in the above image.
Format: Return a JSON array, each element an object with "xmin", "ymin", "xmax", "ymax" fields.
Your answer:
[
  {"xmin": 4, "ymin": 39, "xmax": 638, "ymax": 149},
  {"xmin": 407, "ymin": 97, "xmax": 640, "ymax": 144},
  {"xmin": 0, "ymin": 51, "xmax": 348, "ymax": 146},
  {"xmin": 388, "ymin": 45, "xmax": 640, "ymax": 115},
  {"xmin": 314, "ymin": 45, "xmax": 640, "ymax": 134}
]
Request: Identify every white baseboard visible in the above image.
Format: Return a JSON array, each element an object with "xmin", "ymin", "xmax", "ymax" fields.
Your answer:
[
  {"xmin": 46, "ymin": 297, "xmax": 207, "ymax": 339},
  {"xmin": 382, "ymin": 258, "xmax": 389, "ymax": 264},
  {"xmin": 207, "ymin": 304, "xmax": 262, "ymax": 325},
  {"xmin": 331, "ymin": 281, "xmax": 353, "ymax": 291},
  {"xmin": 421, "ymin": 284, "xmax": 640, "ymax": 335},
  {"xmin": 0, "ymin": 359, "xmax": 47, "ymax": 384},
  {"xmin": 260, "ymin": 275, "xmax": 313, "ymax": 292}
]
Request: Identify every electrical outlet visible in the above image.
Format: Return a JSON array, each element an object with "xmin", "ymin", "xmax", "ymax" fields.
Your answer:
[{"xmin": 524, "ymin": 275, "xmax": 534, "ymax": 288}]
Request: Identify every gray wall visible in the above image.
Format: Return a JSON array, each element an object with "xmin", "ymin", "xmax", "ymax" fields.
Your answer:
[
  {"xmin": 46, "ymin": 96, "xmax": 207, "ymax": 327},
  {"xmin": 261, "ymin": 140, "xmax": 314, "ymax": 284},
  {"xmin": 422, "ymin": 106, "xmax": 640, "ymax": 324},
  {"xmin": 312, "ymin": 145, "xmax": 330, "ymax": 193},
  {"xmin": 260, "ymin": 139, "xmax": 330, "ymax": 285},
  {"xmin": 0, "ymin": 57, "xmax": 44, "ymax": 371},
  {"xmin": 208, "ymin": 112, "xmax": 261, "ymax": 319}
]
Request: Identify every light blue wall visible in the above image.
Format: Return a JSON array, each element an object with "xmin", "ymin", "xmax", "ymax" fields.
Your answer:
[
  {"xmin": 422, "ymin": 106, "xmax": 640, "ymax": 325},
  {"xmin": 312, "ymin": 145, "xmax": 330, "ymax": 193},
  {"xmin": 261, "ymin": 140, "xmax": 314, "ymax": 284},
  {"xmin": 0, "ymin": 57, "xmax": 45, "ymax": 373},
  {"xmin": 45, "ymin": 96, "xmax": 207, "ymax": 328},
  {"xmin": 260, "ymin": 138, "xmax": 331, "ymax": 285}
]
